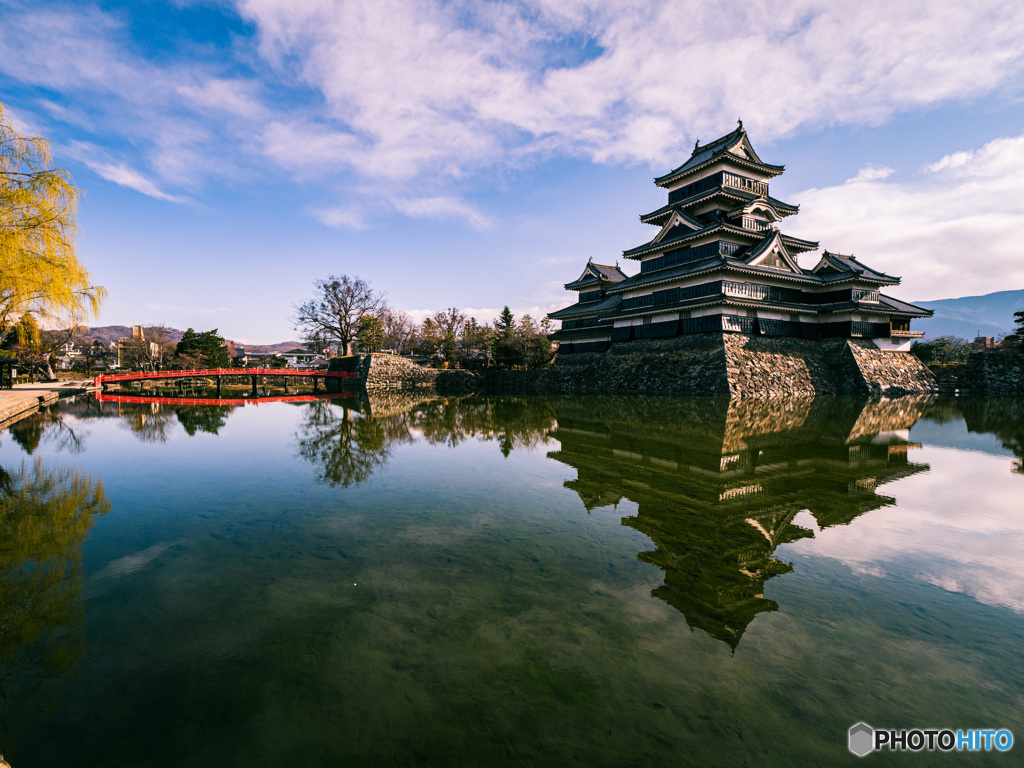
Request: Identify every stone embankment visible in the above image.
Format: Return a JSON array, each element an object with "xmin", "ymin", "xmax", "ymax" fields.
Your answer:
[
  {"xmin": 960, "ymin": 352, "xmax": 1024, "ymax": 395},
  {"xmin": 507, "ymin": 334, "xmax": 936, "ymax": 397},
  {"xmin": 0, "ymin": 380, "xmax": 97, "ymax": 430},
  {"xmin": 324, "ymin": 336, "xmax": 936, "ymax": 399},
  {"xmin": 327, "ymin": 353, "xmax": 478, "ymax": 395}
]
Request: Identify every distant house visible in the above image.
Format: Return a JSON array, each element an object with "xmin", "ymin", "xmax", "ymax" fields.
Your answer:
[
  {"xmin": 280, "ymin": 348, "xmax": 319, "ymax": 366},
  {"xmin": 233, "ymin": 347, "xmax": 322, "ymax": 367},
  {"xmin": 234, "ymin": 349, "xmax": 277, "ymax": 367}
]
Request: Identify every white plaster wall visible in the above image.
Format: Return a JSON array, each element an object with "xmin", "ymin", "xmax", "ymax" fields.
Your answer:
[
  {"xmin": 872, "ymin": 338, "xmax": 914, "ymax": 352},
  {"xmin": 664, "ymin": 164, "xmax": 724, "ymax": 191}
]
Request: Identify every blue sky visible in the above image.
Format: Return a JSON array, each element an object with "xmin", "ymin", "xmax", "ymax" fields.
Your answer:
[{"xmin": 2, "ymin": 0, "xmax": 1024, "ymax": 343}]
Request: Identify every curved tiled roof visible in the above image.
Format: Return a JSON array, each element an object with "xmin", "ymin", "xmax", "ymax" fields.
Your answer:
[
  {"xmin": 548, "ymin": 294, "xmax": 623, "ymax": 319},
  {"xmin": 654, "ymin": 125, "xmax": 784, "ymax": 187},
  {"xmin": 876, "ymin": 294, "xmax": 933, "ymax": 317},
  {"xmin": 623, "ymin": 222, "xmax": 763, "ymax": 259},
  {"xmin": 565, "ymin": 260, "xmax": 629, "ymax": 290},
  {"xmin": 812, "ymin": 251, "xmax": 899, "ymax": 284},
  {"xmin": 640, "ymin": 190, "xmax": 798, "ymax": 226}
]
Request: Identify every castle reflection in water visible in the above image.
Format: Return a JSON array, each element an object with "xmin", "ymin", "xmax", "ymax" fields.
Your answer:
[
  {"xmin": 22, "ymin": 389, "xmax": 1022, "ymax": 652},
  {"xmin": 546, "ymin": 396, "xmax": 934, "ymax": 648}
]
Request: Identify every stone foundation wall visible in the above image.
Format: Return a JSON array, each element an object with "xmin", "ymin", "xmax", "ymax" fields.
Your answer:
[
  {"xmin": 534, "ymin": 335, "xmax": 729, "ymax": 396},
  {"xmin": 842, "ymin": 339, "xmax": 937, "ymax": 396},
  {"xmin": 961, "ymin": 352, "xmax": 1024, "ymax": 395},
  {"xmin": 327, "ymin": 338, "xmax": 937, "ymax": 399},
  {"xmin": 530, "ymin": 334, "xmax": 935, "ymax": 397},
  {"xmin": 360, "ymin": 353, "xmax": 479, "ymax": 395},
  {"xmin": 723, "ymin": 335, "xmax": 842, "ymax": 396}
]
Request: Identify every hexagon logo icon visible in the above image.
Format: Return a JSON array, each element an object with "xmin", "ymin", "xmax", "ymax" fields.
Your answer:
[{"xmin": 849, "ymin": 722, "xmax": 874, "ymax": 757}]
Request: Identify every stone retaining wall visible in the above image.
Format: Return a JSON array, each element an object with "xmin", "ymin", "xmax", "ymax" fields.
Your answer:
[
  {"xmin": 842, "ymin": 339, "xmax": 937, "ymax": 396},
  {"xmin": 961, "ymin": 352, "xmax": 1024, "ymax": 395},
  {"xmin": 0, "ymin": 390, "xmax": 61, "ymax": 430},
  {"xmin": 326, "ymin": 338, "xmax": 936, "ymax": 399},
  {"xmin": 528, "ymin": 334, "xmax": 935, "ymax": 397},
  {"xmin": 534, "ymin": 335, "xmax": 730, "ymax": 395},
  {"xmin": 360, "ymin": 353, "xmax": 479, "ymax": 395},
  {"xmin": 723, "ymin": 335, "xmax": 841, "ymax": 396}
]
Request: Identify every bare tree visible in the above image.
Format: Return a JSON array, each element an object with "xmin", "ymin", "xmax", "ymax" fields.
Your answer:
[
  {"xmin": 118, "ymin": 326, "xmax": 176, "ymax": 371},
  {"xmin": 293, "ymin": 275, "xmax": 387, "ymax": 357},
  {"xmin": 380, "ymin": 309, "xmax": 416, "ymax": 354},
  {"xmin": 433, "ymin": 308, "xmax": 467, "ymax": 364}
]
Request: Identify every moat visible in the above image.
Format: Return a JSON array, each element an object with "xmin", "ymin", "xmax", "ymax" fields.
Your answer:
[{"xmin": 2, "ymin": 393, "xmax": 1023, "ymax": 766}]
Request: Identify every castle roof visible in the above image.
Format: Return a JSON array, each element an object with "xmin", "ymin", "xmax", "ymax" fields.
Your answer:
[
  {"xmin": 811, "ymin": 252, "xmax": 899, "ymax": 285},
  {"xmin": 876, "ymin": 294, "xmax": 933, "ymax": 317},
  {"xmin": 654, "ymin": 122, "xmax": 784, "ymax": 188},
  {"xmin": 623, "ymin": 225, "xmax": 818, "ymax": 261},
  {"xmin": 548, "ymin": 293, "xmax": 622, "ymax": 319},
  {"xmin": 565, "ymin": 260, "xmax": 629, "ymax": 290}
]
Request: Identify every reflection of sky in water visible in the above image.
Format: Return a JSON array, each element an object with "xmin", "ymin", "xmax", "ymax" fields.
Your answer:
[
  {"xmin": 783, "ymin": 445, "xmax": 1024, "ymax": 613},
  {"xmin": 2, "ymin": 394, "xmax": 1024, "ymax": 766}
]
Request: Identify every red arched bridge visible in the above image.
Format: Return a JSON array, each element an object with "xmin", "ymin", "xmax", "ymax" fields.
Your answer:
[{"xmin": 94, "ymin": 367, "xmax": 357, "ymax": 397}]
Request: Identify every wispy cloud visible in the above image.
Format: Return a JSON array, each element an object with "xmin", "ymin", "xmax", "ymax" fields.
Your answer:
[
  {"xmin": 239, "ymin": 0, "xmax": 1024, "ymax": 173},
  {"xmin": 787, "ymin": 132, "xmax": 1024, "ymax": 300},
  {"xmin": 84, "ymin": 159, "xmax": 192, "ymax": 204},
  {"xmin": 847, "ymin": 165, "xmax": 894, "ymax": 183},
  {"xmin": 4, "ymin": 0, "xmax": 1024, "ymax": 230},
  {"xmin": 395, "ymin": 196, "xmax": 493, "ymax": 230}
]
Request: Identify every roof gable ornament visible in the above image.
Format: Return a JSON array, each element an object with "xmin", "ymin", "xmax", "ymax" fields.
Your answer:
[
  {"xmin": 651, "ymin": 210, "xmax": 701, "ymax": 244},
  {"xmin": 746, "ymin": 232, "xmax": 801, "ymax": 273}
]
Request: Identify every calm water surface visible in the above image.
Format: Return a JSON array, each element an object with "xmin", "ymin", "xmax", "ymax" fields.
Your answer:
[{"xmin": 1, "ymin": 393, "xmax": 1022, "ymax": 766}]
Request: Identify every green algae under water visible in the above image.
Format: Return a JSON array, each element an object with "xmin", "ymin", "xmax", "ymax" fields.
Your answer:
[{"xmin": 1, "ymin": 393, "xmax": 1023, "ymax": 767}]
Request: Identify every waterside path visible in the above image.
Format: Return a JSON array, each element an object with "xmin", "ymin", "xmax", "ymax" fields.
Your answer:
[{"xmin": 0, "ymin": 379, "xmax": 98, "ymax": 430}]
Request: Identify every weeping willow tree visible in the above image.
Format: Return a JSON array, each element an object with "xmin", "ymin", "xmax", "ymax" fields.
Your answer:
[
  {"xmin": 0, "ymin": 101, "xmax": 106, "ymax": 352},
  {"xmin": 0, "ymin": 459, "xmax": 110, "ymax": 748}
]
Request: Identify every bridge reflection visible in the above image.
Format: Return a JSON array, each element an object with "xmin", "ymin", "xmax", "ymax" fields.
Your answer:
[{"xmin": 95, "ymin": 392, "xmax": 357, "ymax": 406}]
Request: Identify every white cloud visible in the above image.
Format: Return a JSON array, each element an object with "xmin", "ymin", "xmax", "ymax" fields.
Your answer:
[
  {"xmin": 786, "ymin": 132, "xmax": 1024, "ymax": 300},
  {"xmin": 77, "ymin": 155, "xmax": 191, "ymax": 204},
  {"xmin": 847, "ymin": 165, "xmax": 894, "ymax": 183},
  {"xmin": 395, "ymin": 196, "xmax": 493, "ymax": 230},
  {"xmin": 237, "ymin": 0, "xmax": 1024, "ymax": 177},
  {"xmin": 309, "ymin": 204, "xmax": 368, "ymax": 230},
  {"xmin": 5, "ymin": 0, "xmax": 1024, "ymax": 229},
  {"xmin": 0, "ymin": 3, "xmax": 247, "ymax": 193},
  {"xmin": 177, "ymin": 78, "xmax": 268, "ymax": 120},
  {"xmin": 788, "ymin": 446, "xmax": 1024, "ymax": 614}
]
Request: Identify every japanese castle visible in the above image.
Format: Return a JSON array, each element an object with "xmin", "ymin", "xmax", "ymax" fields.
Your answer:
[{"xmin": 549, "ymin": 122, "xmax": 931, "ymax": 352}]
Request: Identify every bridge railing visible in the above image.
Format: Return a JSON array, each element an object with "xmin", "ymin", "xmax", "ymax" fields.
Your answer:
[{"xmin": 94, "ymin": 367, "xmax": 357, "ymax": 388}]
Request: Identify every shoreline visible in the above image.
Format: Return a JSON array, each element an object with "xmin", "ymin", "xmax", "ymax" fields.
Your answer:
[{"xmin": 0, "ymin": 379, "xmax": 99, "ymax": 431}]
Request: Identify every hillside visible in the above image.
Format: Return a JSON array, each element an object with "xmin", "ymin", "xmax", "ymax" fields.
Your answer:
[
  {"xmin": 77, "ymin": 325, "xmax": 184, "ymax": 345},
  {"xmin": 913, "ymin": 289, "xmax": 1024, "ymax": 340},
  {"xmin": 77, "ymin": 326, "xmax": 305, "ymax": 353}
]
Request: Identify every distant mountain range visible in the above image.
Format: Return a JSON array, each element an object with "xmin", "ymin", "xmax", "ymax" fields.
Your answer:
[
  {"xmin": 913, "ymin": 289, "xmax": 1024, "ymax": 340},
  {"xmin": 78, "ymin": 326, "xmax": 305, "ymax": 353}
]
